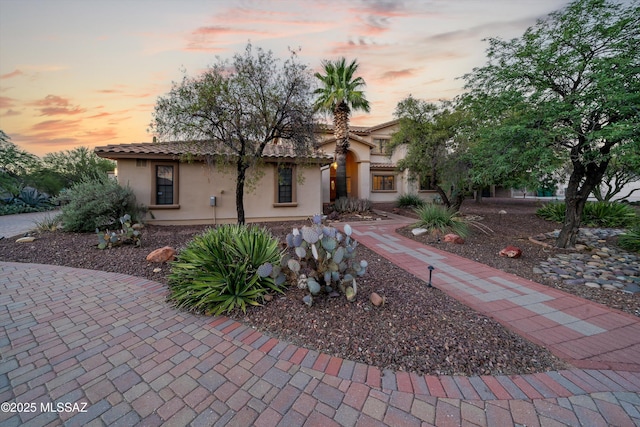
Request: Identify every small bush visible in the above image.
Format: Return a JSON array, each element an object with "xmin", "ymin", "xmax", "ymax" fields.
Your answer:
[
  {"xmin": 536, "ymin": 201, "xmax": 566, "ymax": 223},
  {"xmin": 537, "ymin": 201, "xmax": 637, "ymax": 228},
  {"xmin": 583, "ymin": 201, "xmax": 637, "ymax": 228},
  {"xmin": 168, "ymin": 225, "xmax": 284, "ymax": 315},
  {"xmin": 55, "ymin": 176, "xmax": 143, "ymax": 232},
  {"xmin": 333, "ymin": 197, "xmax": 372, "ymax": 213},
  {"xmin": 397, "ymin": 193, "xmax": 425, "ymax": 208},
  {"xmin": 35, "ymin": 213, "xmax": 61, "ymax": 232},
  {"xmin": 618, "ymin": 225, "xmax": 640, "ymax": 253},
  {"xmin": 414, "ymin": 204, "xmax": 469, "ymax": 237}
]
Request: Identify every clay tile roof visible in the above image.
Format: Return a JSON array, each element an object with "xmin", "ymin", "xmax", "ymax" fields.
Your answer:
[
  {"xmin": 370, "ymin": 162, "xmax": 397, "ymax": 169},
  {"xmin": 94, "ymin": 141, "xmax": 332, "ymax": 163}
]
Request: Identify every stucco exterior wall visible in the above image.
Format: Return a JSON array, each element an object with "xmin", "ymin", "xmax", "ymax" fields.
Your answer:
[{"xmin": 116, "ymin": 159, "xmax": 323, "ymax": 225}]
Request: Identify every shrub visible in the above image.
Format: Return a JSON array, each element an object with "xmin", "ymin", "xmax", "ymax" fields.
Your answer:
[
  {"xmin": 55, "ymin": 176, "xmax": 143, "ymax": 232},
  {"xmin": 583, "ymin": 201, "xmax": 637, "ymax": 228},
  {"xmin": 414, "ymin": 203, "xmax": 469, "ymax": 237},
  {"xmin": 618, "ymin": 224, "xmax": 640, "ymax": 253},
  {"xmin": 35, "ymin": 213, "xmax": 61, "ymax": 232},
  {"xmin": 333, "ymin": 197, "xmax": 372, "ymax": 213},
  {"xmin": 280, "ymin": 215, "xmax": 368, "ymax": 306},
  {"xmin": 535, "ymin": 201, "xmax": 565, "ymax": 222},
  {"xmin": 168, "ymin": 225, "xmax": 284, "ymax": 315},
  {"xmin": 537, "ymin": 201, "xmax": 637, "ymax": 228},
  {"xmin": 397, "ymin": 193, "xmax": 425, "ymax": 208}
]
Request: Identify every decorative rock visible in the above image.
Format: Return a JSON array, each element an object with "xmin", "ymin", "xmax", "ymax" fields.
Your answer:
[
  {"xmin": 263, "ymin": 294, "xmax": 273, "ymax": 302},
  {"xmin": 370, "ymin": 292, "xmax": 385, "ymax": 306},
  {"xmin": 153, "ymin": 267, "xmax": 162, "ymax": 273},
  {"xmin": 585, "ymin": 282, "xmax": 601, "ymax": 288},
  {"xmin": 412, "ymin": 228, "xmax": 428, "ymax": 236},
  {"xmin": 146, "ymin": 246, "xmax": 176, "ymax": 263},
  {"xmin": 443, "ymin": 233, "xmax": 465, "ymax": 244},
  {"xmin": 132, "ymin": 223, "xmax": 144, "ymax": 230},
  {"xmin": 574, "ymin": 244, "xmax": 587, "ymax": 251},
  {"xmin": 499, "ymin": 246, "xmax": 522, "ymax": 258},
  {"xmin": 15, "ymin": 236, "xmax": 35, "ymax": 243}
]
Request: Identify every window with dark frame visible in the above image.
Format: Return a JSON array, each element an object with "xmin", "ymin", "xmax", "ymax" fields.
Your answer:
[
  {"xmin": 372, "ymin": 138, "xmax": 390, "ymax": 154},
  {"xmin": 278, "ymin": 165, "xmax": 293, "ymax": 203},
  {"xmin": 372, "ymin": 174, "xmax": 395, "ymax": 191},
  {"xmin": 156, "ymin": 165, "xmax": 174, "ymax": 205}
]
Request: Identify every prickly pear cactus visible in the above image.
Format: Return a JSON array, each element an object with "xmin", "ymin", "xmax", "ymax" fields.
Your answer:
[
  {"xmin": 281, "ymin": 217, "xmax": 368, "ymax": 306},
  {"xmin": 95, "ymin": 214, "xmax": 142, "ymax": 249}
]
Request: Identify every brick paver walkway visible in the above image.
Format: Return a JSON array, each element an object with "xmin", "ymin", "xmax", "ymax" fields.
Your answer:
[
  {"xmin": 1, "ymin": 217, "xmax": 639, "ymax": 426},
  {"xmin": 351, "ymin": 217, "xmax": 640, "ymax": 373}
]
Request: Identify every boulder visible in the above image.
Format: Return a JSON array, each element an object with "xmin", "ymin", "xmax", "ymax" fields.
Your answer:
[
  {"xmin": 146, "ymin": 246, "xmax": 176, "ymax": 263},
  {"xmin": 443, "ymin": 233, "xmax": 465, "ymax": 244},
  {"xmin": 370, "ymin": 292, "xmax": 385, "ymax": 306},
  {"xmin": 499, "ymin": 246, "xmax": 522, "ymax": 258},
  {"xmin": 412, "ymin": 228, "xmax": 428, "ymax": 236},
  {"xmin": 15, "ymin": 236, "xmax": 36, "ymax": 243}
]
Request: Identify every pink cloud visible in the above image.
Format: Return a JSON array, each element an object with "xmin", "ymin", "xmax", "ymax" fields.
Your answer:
[
  {"xmin": 0, "ymin": 96, "xmax": 16, "ymax": 109},
  {"xmin": 381, "ymin": 69, "xmax": 417, "ymax": 80},
  {"xmin": 31, "ymin": 119, "xmax": 82, "ymax": 132},
  {"xmin": 0, "ymin": 69, "xmax": 24, "ymax": 79},
  {"xmin": 30, "ymin": 95, "xmax": 86, "ymax": 116},
  {"xmin": 1, "ymin": 109, "xmax": 21, "ymax": 117},
  {"xmin": 87, "ymin": 112, "xmax": 111, "ymax": 119},
  {"xmin": 185, "ymin": 25, "xmax": 268, "ymax": 52}
]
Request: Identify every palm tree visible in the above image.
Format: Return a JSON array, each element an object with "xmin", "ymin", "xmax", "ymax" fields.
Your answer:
[{"xmin": 314, "ymin": 58, "xmax": 370, "ymax": 200}]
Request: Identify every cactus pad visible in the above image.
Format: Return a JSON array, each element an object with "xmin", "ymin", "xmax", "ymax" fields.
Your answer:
[{"xmin": 257, "ymin": 263, "xmax": 273, "ymax": 278}]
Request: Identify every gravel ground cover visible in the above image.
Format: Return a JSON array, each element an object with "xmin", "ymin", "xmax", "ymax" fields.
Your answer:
[{"xmin": 5, "ymin": 198, "xmax": 638, "ymax": 375}]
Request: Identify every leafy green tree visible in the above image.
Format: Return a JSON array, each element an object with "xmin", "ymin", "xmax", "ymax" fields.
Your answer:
[
  {"xmin": 461, "ymin": 0, "xmax": 640, "ymax": 247},
  {"xmin": 0, "ymin": 130, "xmax": 40, "ymax": 201},
  {"xmin": 29, "ymin": 146, "xmax": 115, "ymax": 195},
  {"xmin": 314, "ymin": 58, "xmax": 370, "ymax": 200},
  {"xmin": 387, "ymin": 97, "xmax": 470, "ymax": 211},
  {"xmin": 150, "ymin": 44, "xmax": 316, "ymax": 224},
  {"xmin": 592, "ymin": 144, "xmax": 640, "ymax": 202}
]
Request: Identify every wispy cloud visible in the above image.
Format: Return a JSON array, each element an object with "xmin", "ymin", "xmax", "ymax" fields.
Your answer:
[
  {"xmin": 185, "ymin": 25, "xmax": 269, "ymax": 52},
  {"xmin": 0, "ymin": 96, "xmax": 16, "ymax": 109},
  {"xmin": 380, "ymin": 68, "xmax": 418, "ymax": 80},
  {"xmin": 30, "ymin": 95, "xmax": 86, "ymax": 116},
  {"xmin": 0, "ymin": 69, "xmax": 24, "ymax": 79},
  {"xmin": 0, "ymin": 109, "xmax": 21, "ymax": 117}
]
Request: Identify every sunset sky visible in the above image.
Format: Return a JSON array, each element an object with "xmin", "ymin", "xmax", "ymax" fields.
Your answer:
[{"xmin": 1, "ymin": 0, "xmax": 588, "ymax": 157}]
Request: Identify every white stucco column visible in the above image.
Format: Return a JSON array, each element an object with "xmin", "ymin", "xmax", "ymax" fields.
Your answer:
[{"xmin": 359, "ymin": 161, "xmax": 370, "ymax": 200}]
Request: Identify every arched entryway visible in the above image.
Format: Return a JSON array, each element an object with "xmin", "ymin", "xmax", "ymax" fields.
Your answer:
[{"xmin": 329, "ymin": 151, "xmax": 358, "ymax": 201}]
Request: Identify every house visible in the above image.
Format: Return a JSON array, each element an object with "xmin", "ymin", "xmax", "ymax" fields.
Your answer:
[
  {"xmin": 317, "ymin": 120, "xmax": 439, "ymax": 204},
  {"xmin": 94, "ymin": 141, "xmax": 332, "ymax": 225},
  {"xmin": 95, "ymin": 120, "xmax": 444, "ymax": 225}
]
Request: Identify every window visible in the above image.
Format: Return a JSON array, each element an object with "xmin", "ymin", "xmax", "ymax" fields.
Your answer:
[
  {"xmin": 156, "ymin": 165, "xmax": 174, "ymax": 204},
  {"xmin": 278, "ymin": 166, "xmax": 293, "ymax": 203},
  {"xmin": 151, "ymin": 162, "xmax": 179, "ymax": 208},
  {"xmin": 372, "ymin": 174, "xmax": 395, "ymax": 191},
  {"xmin": 274, "ymin": 164, "xmax": 297, "ymax": 206},
  {"xmin": 372, "ymin": 138, "xmax": 390, "ymax": 154}
]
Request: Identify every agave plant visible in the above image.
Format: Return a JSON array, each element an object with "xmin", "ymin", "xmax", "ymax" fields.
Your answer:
[
  {"xmin": 414, "ymin": 203, "xmax": 469, "ymax": 237},
  {"xmin": 168, "ymin": 224, "xmax": 285, "ymax": 315}
]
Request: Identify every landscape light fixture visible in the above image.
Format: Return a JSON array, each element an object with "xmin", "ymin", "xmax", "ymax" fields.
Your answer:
[{"xmin": 427, "ymin": 265, "xmax": 434, "ymax": 288}]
